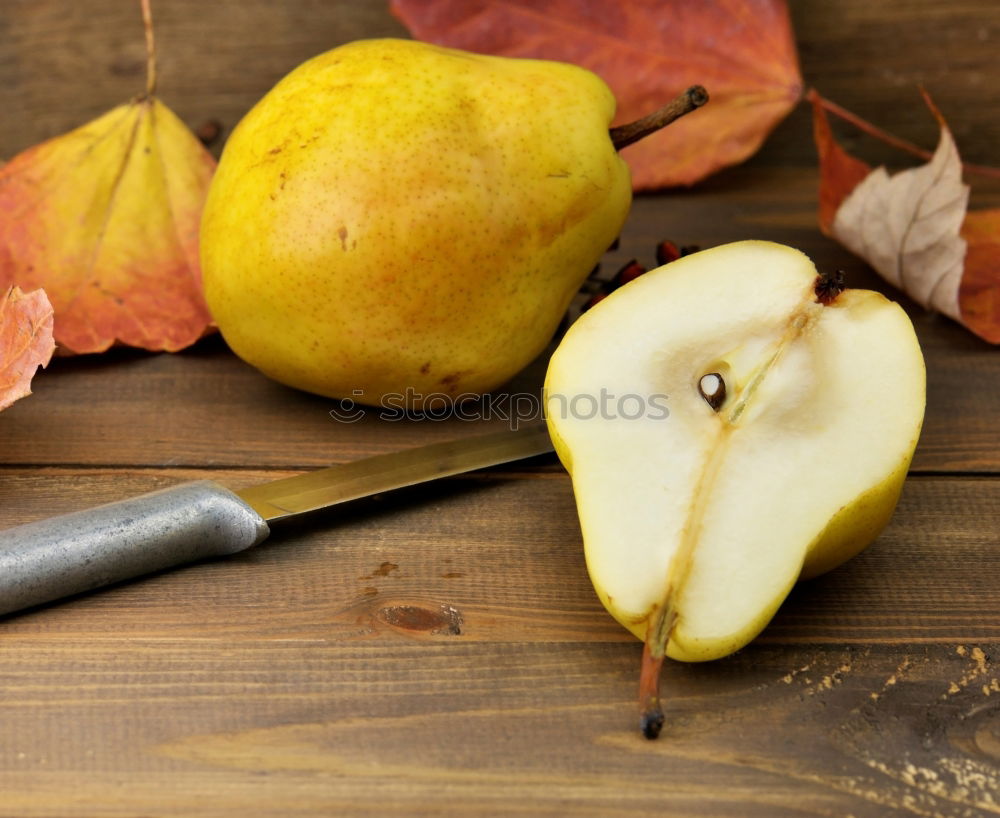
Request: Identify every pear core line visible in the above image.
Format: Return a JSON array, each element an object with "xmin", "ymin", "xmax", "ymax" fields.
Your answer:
[{"xmin": 638, "ymin": 295, "xmax": 822, "ymax": 740}]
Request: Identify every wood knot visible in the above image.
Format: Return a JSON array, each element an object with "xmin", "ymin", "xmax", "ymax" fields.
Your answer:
[{"xmin": 377, "ymin": 603, "xmax": 463, "ymax": 636}]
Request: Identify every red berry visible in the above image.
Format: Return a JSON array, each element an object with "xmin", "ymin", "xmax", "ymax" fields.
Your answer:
[
  {"xmin": 581, "ymin": 292, "xmax": 608, "ymax": 312},
  {"xmin": 655, "ymin": 240, "xmax": 681, "ymax": 265},
  {"xmin": 612, "ymin": 259, "xmax": 647, "ymax": 289}
]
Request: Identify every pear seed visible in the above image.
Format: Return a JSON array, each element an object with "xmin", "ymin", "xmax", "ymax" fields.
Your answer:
[{"xmin": 699, "ymin": 373, "xmax": 726, "ymax": 411}]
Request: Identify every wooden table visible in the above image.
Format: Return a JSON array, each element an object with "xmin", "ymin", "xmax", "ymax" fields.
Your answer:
[{"xmin": 2, "ymin": 3, "xmax": 999, "ymax": 816}]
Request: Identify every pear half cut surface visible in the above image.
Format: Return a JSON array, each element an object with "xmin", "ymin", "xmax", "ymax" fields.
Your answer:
[{"xmin": 545, "ymin": 241, "xmax": 925, "ymax": 726}]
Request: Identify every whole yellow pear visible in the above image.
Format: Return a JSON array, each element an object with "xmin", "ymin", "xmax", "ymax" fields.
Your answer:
[{"xmin": 200, "ymin": 38, "xmax": 633, "ymax": 409}]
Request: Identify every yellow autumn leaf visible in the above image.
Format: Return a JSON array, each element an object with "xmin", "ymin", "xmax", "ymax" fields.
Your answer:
[{"xmin": 0, "ymin": 0, "xmax": 215, "ymax": 354}]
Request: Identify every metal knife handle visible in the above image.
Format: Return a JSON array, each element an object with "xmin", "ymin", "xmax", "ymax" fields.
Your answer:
[{"xmin": 0, "ymin": 480, "xmax": 269, "ymax": 617}]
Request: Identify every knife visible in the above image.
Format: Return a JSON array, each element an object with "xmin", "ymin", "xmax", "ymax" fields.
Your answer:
[{"xmin": 0, "ymin": 423, "xmax": 553, "ymax": 617}]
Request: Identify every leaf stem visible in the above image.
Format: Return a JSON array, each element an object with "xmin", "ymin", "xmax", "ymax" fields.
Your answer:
[
  {"xmin": 610, "ymin": 86, "xmax": 708, "ymax": 151},
  {"xmin": 141, "ymin": 0, "xmax": 157, "ymax": 98},
  {"xmin": 806, "ymin": 88, "xmax": 1000, "ymax": 181}
]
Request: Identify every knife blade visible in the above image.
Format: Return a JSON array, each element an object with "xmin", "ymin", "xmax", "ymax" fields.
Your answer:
[
  {"xmin": 239, "ymin": 421, "xmax": 552, "ymax": 522},
  {"xmin": 0, "ymin": 423, "xmax": 553, "ymax": 617}
]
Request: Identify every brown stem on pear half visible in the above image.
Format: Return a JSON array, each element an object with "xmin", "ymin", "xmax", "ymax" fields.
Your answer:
[
  {"xmin": 610, "ymin": 86, "xmax": 709, "ymax": 151},
  {"xmin": 140, "ymin": 0, "xmax": 157, "ymax": 98},
  {"xmin": 638, "ymin": 642, "xmax": 666, "ymax": 739},
  {"xmin": 639, "ymin": 601, "xmax": 678, "ymax": 740},
  {"xmin": 815, "ymin": 269, "xmax": 846, "ymax": 305}
]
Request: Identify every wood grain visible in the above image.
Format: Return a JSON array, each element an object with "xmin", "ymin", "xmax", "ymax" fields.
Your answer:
[
  {"xmin": 1, "ymin": 1, "xmax": 998, "ymax": 169},
  {"xmin": 0, "ymin": 469, "xmax": 996, "ymax": 644},
  {"xmin": 0, "ymin": 2, "xmax": 998, "ymax": 815},
  {"xmin": 0, "ymin": 470, "xmax": 998, "ymax": 816},
  {"xmin": 0, "ymin": 166, "xmax": 996, "ymax": 472},
  {"xmin": 780, "ymin": 0, "xmax": 1000, "ymax": 169},
  {"xmin": 1, "ymin": 5, "xmax": 996, "ymax": 476},
  {"xmin": 1, "ymin": 301, "xmax": 995, "ymax": 473},
  {"xmin": 0, "ymin": 1, "xmax": 408, "ymax": 158},
  {"xmin": 4, "ymin": 642, "xmax": 1000, "ymax": 818}
]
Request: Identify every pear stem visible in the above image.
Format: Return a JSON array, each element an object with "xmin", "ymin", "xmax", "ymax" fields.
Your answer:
[
  {"xmin": 638, "ymin": 603, "xmax": 677, "ymax": 740},
  {"xmin": 140, "ymin": 0, "xmax": 157, "ymax": 98},
  {"xmin": 638, "ymin": 641, "xmax": 666, "ymax": 739},
  {"xmin": 610, "ymin": 86, "xmax": 709, "ymax": 151},
  {"xmin": 815, "ymin": 269, "xmax": 846, "ymax": 305}
]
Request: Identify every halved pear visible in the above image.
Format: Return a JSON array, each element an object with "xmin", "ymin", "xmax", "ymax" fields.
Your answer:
[{"xmin": 544, "ymin": 240, "xmax": 925, "ymax": 737}]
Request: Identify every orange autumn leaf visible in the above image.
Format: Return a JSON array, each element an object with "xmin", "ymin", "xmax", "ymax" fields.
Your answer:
[
  {"xmin": 0, "ymin": 3, "xmax": 215, "ymax": 354},
  {"xmin": 0, "ymin": 286, "xmax": 54, "ymax": 411},
  {"xmin": 391, "ymin": 0, "xmax": 802, "ymax": 191},
  {"xmin": 811, "ymin": 93, "xmax": 871, "ymax": 235},
  {"xmin": 810, "ymin": 90, "xmax": 1000, "ymax": 344},
  {"xmin": 959, "ymin": 210, "xmax": 1000, "ymax": 343}
]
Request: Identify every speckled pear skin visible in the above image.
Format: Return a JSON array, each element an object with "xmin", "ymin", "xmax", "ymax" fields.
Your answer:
[{"xmin": 201, "ymin": 38, "xmax": 632, "ymax": 409}]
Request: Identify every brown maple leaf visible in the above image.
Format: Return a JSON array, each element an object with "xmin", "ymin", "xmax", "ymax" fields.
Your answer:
[
  {"xmin": 0, "ymin": 0, "xmax": 215, "ymax": 354},
  {"xmin": 810, "ymin": 89, "xmax": 1000, "ymax": 344},
  {"xmin": 391, "ymin": 0, "xmax": 803, "ymax": 191},
  {"xmin": 0, "ymin": 286, "xmax": 55, "ymax": 411}
]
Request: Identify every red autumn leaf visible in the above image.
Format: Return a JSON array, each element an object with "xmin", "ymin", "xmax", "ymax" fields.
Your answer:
[
  {"xmin": 0, "ymin": 286, "xmax": 54, "ymax": 411},
  {"xmin": 0, "ymin": 0, "xmax": 215, "ymax": 354},
  {"xmin": 391, "ymin": 0, "xmax": 803, "ymax": 191},
  {"xmin": 810, "ymin": 89, "xmax": 1000, "ymax": 345}
]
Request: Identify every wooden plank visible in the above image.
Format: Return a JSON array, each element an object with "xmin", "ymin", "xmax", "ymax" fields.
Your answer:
[
  {"xmin": 2, "ymin": 640, "xmax": 1000, "ymax": 817},
  {"xmin": 0, "ymin": 327, "xmax": 995, "ymax": 472},
  {"xmin": 1, "ymin": 2, "xmax": 997, "ymax": 814},
  {"xmin": 0, "ymin": 167, "xmax": 995, "ymax": 472},
  {"xmin": 2, "ymin": 1, "xmax": 998, "ymax": 169},
  {"xmin": 0, "ymin": 470, "xmax": 998, "ymax": 816},
  {"xmin": 779, "ymin": 0, "xmax": 1000, "ymax": 169},
  {"xmin": 0, "ymin": 0, "xmax": 409, "ymax": 158},
  {"xmin": 0, "ymin": 470, "xmax": 996, "ymax": 645},
  {"xmin": 0, "ymin": 336, "xmax": 556, "ymax": 468}
]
